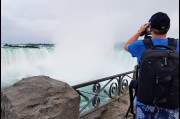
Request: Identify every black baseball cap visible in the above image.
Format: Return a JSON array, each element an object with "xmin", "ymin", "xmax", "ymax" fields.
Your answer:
[{"xmin": 149, "ymin": 12, "xmax": 170, "ymax": 30}]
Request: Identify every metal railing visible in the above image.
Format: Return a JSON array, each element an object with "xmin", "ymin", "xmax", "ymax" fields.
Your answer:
[{"xmin": 72, "ymin": 70, "xmax": 135, "ymax": 118}]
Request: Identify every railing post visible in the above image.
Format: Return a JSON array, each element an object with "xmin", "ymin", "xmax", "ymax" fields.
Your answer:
[{"xmin": 117, "ymin": 76, "xmax": 122, "ymax": 102}]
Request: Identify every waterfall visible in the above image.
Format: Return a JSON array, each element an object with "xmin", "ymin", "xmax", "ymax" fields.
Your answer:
[
  {"xmin": 1, "ymin": 47, "xmax": 53, "ymax": 67},
  {"xmin": 1, "ymin": 45, "xmax": 137, "ymax": 88},
  {"xmin": 1, "ymin": 46, "xmax": 53, "ymax": 87}
]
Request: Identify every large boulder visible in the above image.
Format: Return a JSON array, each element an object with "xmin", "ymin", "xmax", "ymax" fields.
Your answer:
[{"xmin": 1, "ymin": 76, "xmax": 80, "ymax": 119}]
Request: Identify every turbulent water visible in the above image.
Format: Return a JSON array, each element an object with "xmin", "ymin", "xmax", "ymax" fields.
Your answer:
[
  {"xmin": 1, "ymin": 43, "xmax": 137, "ymax": 88},
  {"xmin": 1, "ymin": 45, "xmax": 54, "ymax": 87}
]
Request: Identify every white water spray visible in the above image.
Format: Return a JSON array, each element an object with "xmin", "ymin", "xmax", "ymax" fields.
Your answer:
[
  {"xmin": 1, "ymin": 45, "xmax": 136, "ymax": 88},
  {"xmin": 1, "ymin": 0, "xmax": 139, "ymax": 88}
]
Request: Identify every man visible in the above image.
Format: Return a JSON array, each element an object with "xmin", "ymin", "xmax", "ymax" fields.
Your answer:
[{"xmin": 124, "ymin": 12, "xmax": 179, "ymax": 118}]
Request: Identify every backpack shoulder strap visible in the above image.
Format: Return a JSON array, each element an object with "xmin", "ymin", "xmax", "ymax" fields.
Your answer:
[
  {"xmin": 167, "ymin": 37, "xmax": 177, "ymax": 50},
  {"xmin": 142, "ymin": 37, "xmax": 154, "ymax": 49}
]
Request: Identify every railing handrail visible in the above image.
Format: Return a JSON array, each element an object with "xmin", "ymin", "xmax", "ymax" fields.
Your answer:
[
  {"xmin": 72, "ymin": 70, "xmax": 136, "ymax": 118},
  {"xmin": 72, "ymin": 70, "xmax": 135, "ymax": 89}
]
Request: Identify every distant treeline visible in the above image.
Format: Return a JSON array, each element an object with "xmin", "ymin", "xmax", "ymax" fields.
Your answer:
[{"xmin": 3, "ymin": 43, "xmax": 55, "ymax": 48}]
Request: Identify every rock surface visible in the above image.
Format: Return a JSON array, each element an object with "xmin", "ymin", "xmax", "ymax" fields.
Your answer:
[{"xmin": 1, "ymin": 76, "xmax": 80, "ymax": 119}]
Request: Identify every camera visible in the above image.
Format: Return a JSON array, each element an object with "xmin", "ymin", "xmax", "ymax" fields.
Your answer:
[
  {"xmin": 140, "ymin": 25, "xmax": 151, "ymax": 36},
  {"xmin": 140, "ymin": 25, "xmax": 151, "ymax": 38}
]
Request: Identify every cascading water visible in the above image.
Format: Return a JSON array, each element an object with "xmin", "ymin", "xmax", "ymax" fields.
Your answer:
[
  {"xmin": 1, "ymin": 44, "xmax": 137, "ymax": 88},
  {"xmin": 1, "ymin": 45, "xmax": 54, "ymax": 87},
  {"xmin": 1, "ymin": 47, "xmax": 53, "ymax": 67}
]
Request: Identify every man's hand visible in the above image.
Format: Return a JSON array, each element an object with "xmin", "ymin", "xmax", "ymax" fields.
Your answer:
[{"xmin": 138, "ymin": 23, "xmax": 149, "ymax": 34}]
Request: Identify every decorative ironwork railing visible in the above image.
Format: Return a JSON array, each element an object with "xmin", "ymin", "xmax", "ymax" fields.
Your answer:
[{"xmin": 72, "ymin": 70, "xmax": 135, "ymax": 117}]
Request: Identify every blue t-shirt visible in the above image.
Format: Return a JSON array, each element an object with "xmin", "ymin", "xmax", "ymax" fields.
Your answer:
[{"xmin": 128, "ymin": 38, "xmax": 179, "ymax": 105}]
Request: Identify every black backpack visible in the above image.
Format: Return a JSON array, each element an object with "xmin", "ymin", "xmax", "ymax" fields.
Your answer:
[{"xmin": 136, "ymin": 37, "xmax": 179, "ymax": 109}]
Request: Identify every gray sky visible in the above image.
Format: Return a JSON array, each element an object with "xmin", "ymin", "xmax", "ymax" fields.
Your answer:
[{"xmin": 1, "ymin": 0, "xmax": 179, "ymax": 44}]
